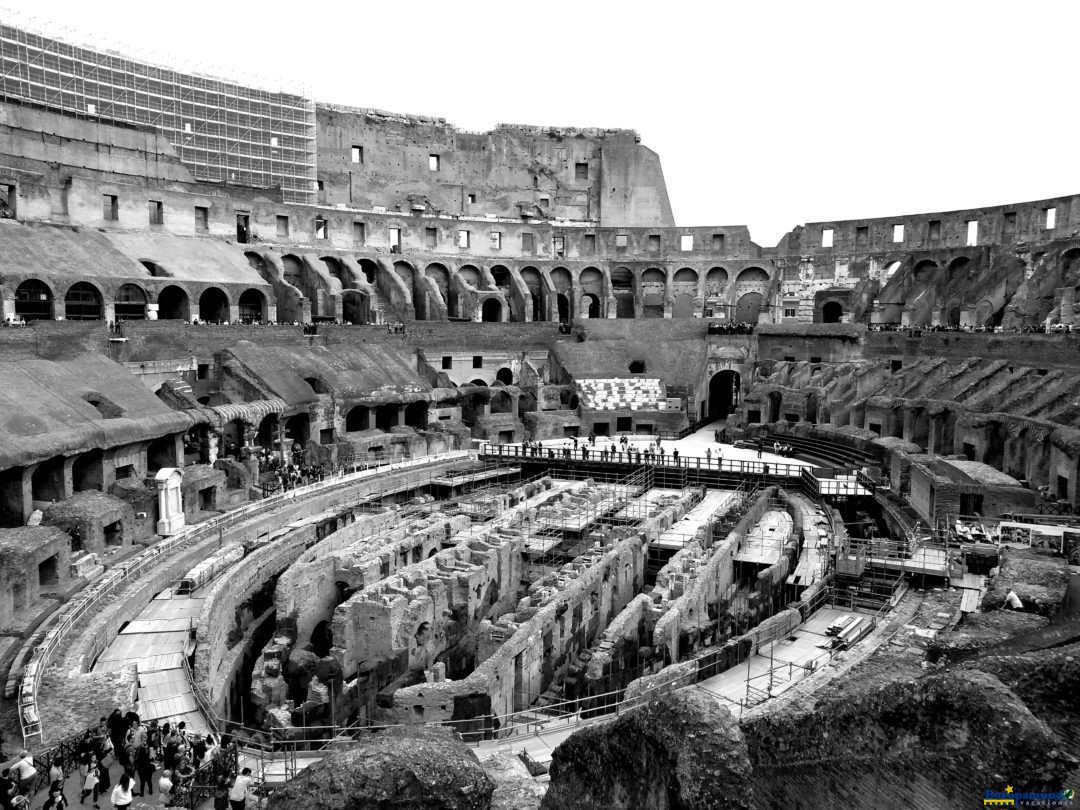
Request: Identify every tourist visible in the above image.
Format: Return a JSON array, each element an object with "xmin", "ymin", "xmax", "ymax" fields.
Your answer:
[
  {"xmin": 0, "ymin": 768, "xmax": 14, "ymax": 805},
  {"xmin": 48, "ymin": 757, "xmax": 63, "ymax": 792},
  {"xmin": 672, "ymin": 449, "xmax": 679, "ymax": 466},
  {"xmin": 134, "ymin": 744, "xmax": 155, "ymax": 797},
  {"xmin": 42, "ymin": 780, "xmax": 67, "ymax": 810},
  {"xmin": 157, "ymin": 771, "xmax": 173, "ymax": 807},
  {"xmin": 705, "ymin": 447, "xmax": 712, "ymax": 464},
  {"xmin": 110, "ymin": 773, "xmax": 134, "ymax": 809},
  {"xmin": 228, "ymin": 767, "xmax": 254, "ymax": 810},
  {"xmin": 79, "ymin": 755, "xmax": 101, "ymax": 807},
  {"xmin": 11, "ymin": 751, "xmax": 35, "ymax": 795}
]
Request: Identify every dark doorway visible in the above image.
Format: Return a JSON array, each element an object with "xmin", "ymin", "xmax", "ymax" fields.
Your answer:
[
  {"xmin": 495, "ymin": 367, "xmax": 514, "ymax": 385},
  {"xmin": 821, "ymin": 301, "xmax": 843, "ymax": 323},
  {"xmin": 557, "ymin": 294, "xmax": 570, "ymax": 324},
  {"xmin": 708, "ymin": 370, "xmax": 740, "ymax": 419},
  {"xmin": 14, "ymin": 280, "xmax": 53, "ymax": 321},
  {"xmin": 199, "ymin": 287, "xmax": 229, "ymax": 322},
  {"xmin": 481, "ymin": 298, "xmax": 502, "ymax": 322},
  {"xmin": 767, "ymin": 391, "xmax": 782, "ymax": 424},
  {"xmin": 236, "ymin": 214, "xmax": 250, "ymax": 244},
  {"xmin": 158, "ymin": 285, "xmax": 190, "ymax": 320},
  {"xmin": 64, "ymin": 282, "xmax": 103, "ymax": 320}
]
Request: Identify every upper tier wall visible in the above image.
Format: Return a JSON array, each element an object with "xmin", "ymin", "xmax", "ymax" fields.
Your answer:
[{"xmin": 317, "ymin": 107, "xmax": 674, "ymax": 228}]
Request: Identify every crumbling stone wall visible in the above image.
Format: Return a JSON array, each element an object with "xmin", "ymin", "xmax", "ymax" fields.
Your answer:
[{"xmin": 383, "ymin": 487, "xmax": 701, "ymax": 732}]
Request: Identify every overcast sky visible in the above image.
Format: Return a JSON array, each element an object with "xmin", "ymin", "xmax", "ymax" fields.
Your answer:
[{"xmin": 4, "ymin": 0, "xmax": 1077, "ymax": 246}]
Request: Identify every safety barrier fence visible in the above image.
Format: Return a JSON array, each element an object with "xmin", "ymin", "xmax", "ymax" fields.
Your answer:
[
  {"xmin": 479, "ymin": 442, "xmax": 818, "ymax": 479},
  {"xmin": 17, "ymin": 451, "xmax": 470, "ymax": 745}
]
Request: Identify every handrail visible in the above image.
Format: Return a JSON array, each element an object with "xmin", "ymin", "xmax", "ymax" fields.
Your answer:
[
  {"xmin": 477, "ymin": 442, "xmax": 822, "ymax": 479},
  {"xmin": 18, "ymin": 451, "xmax": 470, "ymax": 744}
]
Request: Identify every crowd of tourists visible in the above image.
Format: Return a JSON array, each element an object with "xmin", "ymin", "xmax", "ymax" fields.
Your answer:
[
  {"xmin": 515, "ymin": 434, "xmax": 732, "ymax": 467},
  {"xmin": 0, "ymin": 709, "xmax": 258, "ymax": 810}
]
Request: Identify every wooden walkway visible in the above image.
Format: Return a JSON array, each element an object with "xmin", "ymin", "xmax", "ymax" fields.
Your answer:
[
  {"xmin": 92, "ymin": 591, "xmax": 209, "ymax": 733},
  {"xmin": 734, "ymin": 510, "xmax": 793, "ymax": 565}
]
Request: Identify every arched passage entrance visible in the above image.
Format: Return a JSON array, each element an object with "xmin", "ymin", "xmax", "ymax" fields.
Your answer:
[
  {"xmin": 481, "ymin": 298, "xmax": 502, "ymax": 322},
  {"xmin": 342, "ymin": 291, "xmax": 370, "ymax": 324},
  {"xmin": 821, "ymin": 301, "xmax": 843, "ymax": 323},
  {"xmin": 14, "ymin": 280, "xmax": 53, "ymax": 321},
  {"xmin": 672, "ymin": 293, "xmax": 695, "ymax": 318},
  {"xmin": 157, "ymin": 285, "xmax": 190, "ymax": 320},
  {"xmin": 495, "ymin": 367, "xmax": 513, "ymax": 385},
  {"xmin": 581, "ymin": 293, "xmax": 601, "ymax": 319},
  {"xmin": 238, "ymin": 289, "xmax": 266, "ymax": 323},
  {"xmin": 707, "ymin": 370, "xmax": 740, "ymax": 420},
  {"xmin": 199, "ymin": 287, "xmax": 230, "ymax": 322},
  {"xmin": 556, "ymin": 294, "xmax": 570, "ymax": 323},
  {"xmin": 346, "ymin": 405, "xmax": 370, "ymax": 432},
  {"xmin": 735, "ymin": 292, "xmax": 763, "ymax": 324},
  {"xmin": 114, "ymin": 284, "xmax": 147, "ymax": 320},
  {"xmin": 64, "ymin": 282, "xmax": 103, "ymax": 320}
]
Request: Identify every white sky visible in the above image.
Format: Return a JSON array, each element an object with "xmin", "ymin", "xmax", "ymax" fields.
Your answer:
[{"xmin": 4, "ymin": 0, "xmax": 1078, "ymax": 246}]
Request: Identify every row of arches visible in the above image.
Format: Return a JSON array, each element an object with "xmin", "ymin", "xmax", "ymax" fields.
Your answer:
[
  {"xmin": 377, "ymin": 257, "xmax": 773, "ymax": 323},
  {"xmin": 11, "ymin": 279, "xmax": 269, "ymax": 323}
]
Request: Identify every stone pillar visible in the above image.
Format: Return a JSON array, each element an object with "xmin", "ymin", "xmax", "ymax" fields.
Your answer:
[
  {"xmin": 397, "ymin": 405, "xmax": 407, "ymax": 427},
  {"xmin": 155, "ymin": 468, "xmax": 185, "ymax": 535},
  {"xmin": 207, "ymin": 431, "xmax": 220, "ymax": 464}
]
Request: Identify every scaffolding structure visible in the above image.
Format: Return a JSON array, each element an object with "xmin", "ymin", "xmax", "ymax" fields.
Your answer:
[{"xmin": 0, "ymin": 19, "xmax": 316, "ymax": 203}]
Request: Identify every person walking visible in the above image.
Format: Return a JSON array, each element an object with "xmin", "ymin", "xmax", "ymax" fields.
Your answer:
[
  {"xmin": 79, "ymin": 755, "xmax": 101, "ymax": 808},
  {"xmin": 110, "ymin": 773, "xmax": 134, "ymax": 810},
  {"xmin": 228, "ymin": 768, "xmax": 254, "ymax": 810}
]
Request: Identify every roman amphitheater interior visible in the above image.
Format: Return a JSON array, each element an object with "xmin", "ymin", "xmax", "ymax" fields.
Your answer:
[{"xmin": 0, "ymin": 15, "xmax": 1079, "ymax": 810}]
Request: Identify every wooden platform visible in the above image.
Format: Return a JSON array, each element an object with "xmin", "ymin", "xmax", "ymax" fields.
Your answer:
[{"xmin": 734, "ymin": 510, "xmax": 793, "ymax": 565}]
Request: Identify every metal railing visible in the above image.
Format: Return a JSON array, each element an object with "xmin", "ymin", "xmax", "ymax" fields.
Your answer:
[
  {"xmin": 17, "ymin": 451, "xmax": 470, "ymax": 745},
  {"xmin": 478, "ymin": 442, "xmax": 815, "ymax": 479}
]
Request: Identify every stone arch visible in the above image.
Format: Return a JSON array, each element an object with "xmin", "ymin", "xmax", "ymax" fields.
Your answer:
[
  {"xmin": 495, "ymin": 367, "xmax": 514, "ymax": 385},
  {"xmin": 64, "ymin": 281, "xmax": 104, "ymax": 320},
  {"xmin": 244, "ymin": 252, "xmax": 271, "ymax": 282},
  {"xmin": 14, "ymin": 279, "xmax": 54, "ymax": 321},
  {"xmin": 641, "ymin": 268, "xmax": 666, "ymax": 319},
  {"xmin": 673, "ymin": 267, "xmax": 698, "ymax": 283},
  {"xmin": 948, "ymin": 256, "xmax": 971, "ymax": 274},
  {"xmin": 458, "ymin": 264, "xmax": 481, "ymax": 289},
  {"xmin": 115, "ymin": 283, "xmax": 147, "ymax": 320},
  {"xmin": 735, "ymin": 292, "xmax": 763, "ymax": 323},
  {"xmin": 198, "ymin": 287, "xmax": 230, "ymax": 322},
  {"xmin": 580, "ymin": 267, "xmax": 603, "ymax": 293},
  {"xmin": 672, "ymin": 293, "xmax": 695, "ymax": 318},
  {"xmin": 404, "ymin": 401, "xmax": 428, "ymax": 429},
  {"xmin": 580, "ymin": 293, "xmax": 601, "ymax": 319},
  {"xmin": 238, "ymin": 288, "xmax": 266, "ymax": 323},
  {"xmin": 611, "ymin": 266, "xmax": 635, "ymax": 318},
  {"xmin": 736, "ymin": 267, "xmax": 769, "ymax": 284},
  {"xmin": 520, "ymin": 266, "xmax": 544, "ymax": 321},
  {"xmin": 481, "ymin": 297, "xmax": 502, "ymax": 322},
  {"xmin": 356, "ymin": 258, "xmax": 378, "ymax": 286},
  {"xmin": 393, "ymin": 260, "xmax": 416, "ymax": 296},
  {"xmin": 550, "ymin": 267, "xmax": 573, "ymax": 293},
  {"xmin": 705, "ymin": 267, "xmax": 728, "ymax": 292},
  {"xmin": 346, "ymin": 405, "xmax": 370, "ymax": 432},
  {"xmin": 708, "ymin": 370, "xmax": 740, "ymax": 419},
  {"xmin": 421, "ymin": 262, "xmax": 450, "ymax": 320},
  {"xmin": 490, "ymin": 265, "xmax": 511, "ymax": 293},
  {"xmin": 320, "ymin": 256, "xmax": 350, "ymax": 287},
  {"xmin": 157, "ymin": 285, "xmax": 190, "ymax": 320},
  {"xmin": 342, "ymin": 290, "xmax": 370, "ymax": 324},
  {"xmin": 821, "ymin": 300, "xmax": 844, "ymax": 323}
]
